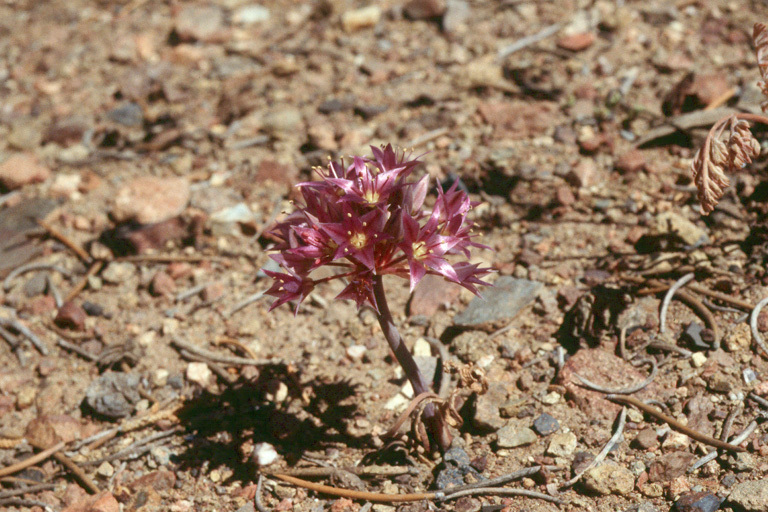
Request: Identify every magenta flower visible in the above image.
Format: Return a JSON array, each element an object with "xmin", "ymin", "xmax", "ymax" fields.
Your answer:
[{"xmin": 266, "ymin": 144, "xmax": 493, "ymax": 451}]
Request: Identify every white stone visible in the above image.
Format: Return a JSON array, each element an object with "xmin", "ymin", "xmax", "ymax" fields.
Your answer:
[
  {"xmin": 691, "ymin": 352, "xmax": 707, "ymax": 368},
  {"xmin": 233, "ymin": 5, "xmax": 270, "ymax": 24},
  {"xmin": 541, "ymin": 391, "xmax": 561, "ymax": 405},
  {"xmin": 97, "ymin": 461, "xmax": 114, "ymax": 477},
  {"xmin": 384, "ymin": 393, "xmax": 409, "ymax": 411},
  {"xmin": 138, "ymin": 331, "xmax": 157, "ymax": 347},
  {"xmin": 546, "ymin": 432, "xmax": 577, "ymax": 457},
  {"xmin": 186, "ymin": 362, "xmax": 213, "ymax": 386},
  {"xmin": 341, "ymin": 5, "xmax": 381, "ymax": 32},
  {"xmin": 661, "ymin": 432, "xmax": 690, "ymax": 451},
  {"xmin": 152, "ymin": 369, "xmax": 169, "ymax": 387},
  {"xmin": 253, "ymin": 442, "xmax": 278, "ymax": 466},
  {"xmin": 412, "ymin": 337, "xmax": 431, "ymax": 357},
  {"xmin": 101, "ymin": 262, "xmax": 136, "ymax": 284},
  {"xmin": 346, "ymin": 344, "xmax": 367, "ymax": 360}
]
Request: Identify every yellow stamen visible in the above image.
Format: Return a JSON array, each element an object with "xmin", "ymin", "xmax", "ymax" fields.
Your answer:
[
  {"xmin": 350, "ymin": 232, "xmax": 367, "ymax": 249},
  {"xmin": 412, "ymin": 241, "xmax": 428, "ymax": 260}
]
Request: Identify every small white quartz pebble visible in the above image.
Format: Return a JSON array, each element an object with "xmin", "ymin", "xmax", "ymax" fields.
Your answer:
[
  {"xmin": 186, "ymin": 362, "xmax": 212, "ymax": 386},
  {"xmin": 346, "ymin": 344, "xmax": 367, "ymax": 360},
  {"xmin": 691, "ymin": 352, "xmax": 707, "ymax": 368},
  {"xmin": 253, "ymin": 442, "xmax": 278, "ymax": 466}
]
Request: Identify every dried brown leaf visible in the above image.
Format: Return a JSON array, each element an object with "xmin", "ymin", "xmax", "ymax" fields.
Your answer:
[
  {"xmin": 753, "ymin": 23, "xmax": 768, "ymax": 111},
  {"xmin": 691, "ymin": 147, "xmax": 730, "ymax": 215}
]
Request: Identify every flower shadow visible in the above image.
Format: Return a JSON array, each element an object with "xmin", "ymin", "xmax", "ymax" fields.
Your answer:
[{"xmin": 172, "ymin": 365, "xmax": 369, "ymax": 484}]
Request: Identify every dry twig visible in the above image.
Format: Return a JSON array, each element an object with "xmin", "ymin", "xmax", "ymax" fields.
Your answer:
[
  {"xmin": 606, "ymin": 395, "xmax": 745, "ymax": 452},
  {"xmin": 3, "ymin": 261, "xmax": 72, "ymax": 291},
  {"xmin": 0, "ymin": 442, "xmax": 65, "ymax": 478},
  {"xmin": 36, "ymin": 218, "xmax": 92, "ymax": 264},
  {"xmin": 172, "ymin": 337, "xmax": 281, "ymax": 366},
  {"xmin": 64, "ymin": 260, "xmax": 104, "ymax": 303},
  {"xmin": 572, "ymin": 358, "xmax": 657, "ymax": 395},
  {"xmin": 659, "ymin": 273, "xmax": 695, "ymax": 334},
  {"xmin": 0, "ymin": 317, "xmax": 48, "ymax": 355},
  {"xmin": 561, "ymin": 407, "xmax": 626, "ymax": 489},
  {"xmin": 749, "ymin": 297, "xmax": 768, "ymax": 358}
]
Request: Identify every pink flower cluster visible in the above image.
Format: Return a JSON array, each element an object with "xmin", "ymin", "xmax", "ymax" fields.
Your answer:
[{"xmin": 266, "ymin": 145, "xmax": 492, "ymax": 313}]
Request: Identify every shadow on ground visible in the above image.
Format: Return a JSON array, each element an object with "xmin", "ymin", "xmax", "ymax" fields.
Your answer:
[{"xmin": 172, "ymin": 365, "xmax": 368, "ymax": 483}]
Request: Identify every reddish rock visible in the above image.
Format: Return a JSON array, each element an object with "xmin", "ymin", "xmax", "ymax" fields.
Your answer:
[
  {"xmin": 127, "ymin": 470, "xmax": 176, "ymax": 491},
  {"xmin": 330, "ymin": 498, "xmax": 356, "ymax": 512},
  {"xmin": 404, "ymin": 0, "xmax": 446, "ymax": 19},
  {"xmin": 202, "ymin": 281, "xmax": 225, "ymax": 302},
  {"xmin": 167, "ymin": 262, "xmax": 193, "ymax": 280},
  {"xmin": 26, "ymin": 414, "xmax": 91, "ymax": 445},
  {"xmin": 477, "ymin": 101, "xmax": 557, "ymax": 139},
  {"xmin": 558, "ymin": 348, "xmax": 663, "ymax": 420},
  {"xmin": 632, "ymin": 428, "xmax": 659, "ymax": 450},
  {"xmin": 123, "ymin": 217, "xmax": 191, "ymax": 254},
  {"xmin": 616, "ymin": 149, "xmax": 646, "ymax": 174},
  {"xmin": 62, "ymin": 483, "xmax": 89, "ymax": 507},
  {"xmin": 0, "ymin": 153, "xmax": 51, "ymax": 190},
  {"xmin": 149, "ymin": 271, "xmax": 176, "ymax": 297},
  {"xmin": 26, "ymin": 295, "xmax": 57, "ymax": 316},
  {"xmin": 557, "ymin": 32, "xmax": 596, "ymax": 51},
  {"xmin": 62, "ymin": 491, "xmax": 119, "ymax": 512},
  {"xmin": 112, "ymin": 177, "xmax": 190, "ymax": 225},
  {"xmin": 625, "ymin": 226, "xmax": 645, "ymax": 244},
  {"xmin": 663, "ymin": 72, "xmax": 731, "ymax": 115},
  {"xmin": 648, "ymin": 452, "xmax": 696, "ymax": 482},
  {"xmin": 566, "ymin": 160, "xmax": 599, "ymax": 188},
  {"xmin": 555, "ymin": 186, "xmax": 576, "ymax": 206},
  {"xmin": 256, "ymin": 159, "xmax": 298, "ymax": 188},
  {"xmin": 174, "ymin": 5, "xmax": 227, "ymax": 43},
  {"xmin": 55, "ymin": 301, "xmax": 87, "ymax": 331},
  {"xmin": 409, "ymin": 274, "xmax": 462, "ymax": 316}
]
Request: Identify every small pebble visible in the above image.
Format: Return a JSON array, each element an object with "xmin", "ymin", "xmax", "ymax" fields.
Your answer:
[
  {"xmin": 672, "ymin": 491, "xmax": 723, "ymax": 512},
  {"xmin": 691, "ymin": 352, "xmax": 707, "ymax": 368},
  {"xmin": 186, "ymin": 362, "xmax": 213, "ymax": 387},
  {"xmin": 54, "ymin": 301, "xmax": 87, "ymax": 331},
  {"xmin": 97, "ymin": 461, "xmax": 115, "ymax": 477},
  {"xmin": 85, "ymin": 372, "xmax": 140, "ymax": 418},
  {"xmin": 346, "ymin": 345, "xmax": 366, "ymax": 360},
  {"xmin": 252, "ymin": 442, "xmax": 278, "ymax": 466},
  {"xmin": 341, "ymin": 5, "xmax": 381, "ymax": 32},
  {"xmin": 496, "ymin": 426, "xmax": 537, "ymax": 448},
  {"xmin": 546, "ymin": 432, "xmax": 577, "ymax": 457},
  {"xmin": 532, "ymin": 413, "xmax": 560, "ymax": 436}
]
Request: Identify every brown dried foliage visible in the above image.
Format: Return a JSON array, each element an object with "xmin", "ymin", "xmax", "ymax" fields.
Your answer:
[{"xmin": 690, "ymin": 23, "xmax": 768, "ymax": 214}]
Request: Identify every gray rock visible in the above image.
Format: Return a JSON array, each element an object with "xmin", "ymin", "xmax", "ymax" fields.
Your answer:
[
  {"xmin": 85, "ymin": 372, "xmax": 140, "ymax": 418},
  {"xmin": 673, "ymin": 491, "xmax": 723, "ymax": 512},
  {"xmin": 106, "ymin": 102, "xmax": 143, "ymax": 127},
  {"xmin": 443, "ymin": 0, "xmax": 469, "ymax": 33},
  {"xmin": 496, "ymin": 425, "xmax": 537, "ymax": 448},
  {"xmin": 471, "ymin": 382, "xmax": 507, "ymax": 431},
  {"xmin": 8, "ymin": 120, "xmax": 43, "ymax": 150},
  {"xmin": 727, "ymin": 480, "xmax": 768, "ymax": 511},
  {"xmin": 624, "ymin": 503, "xmax": 659, "ymax": 512},
  {"xmin": 652, "ymin": 211, "xmax": 708, "ymax": 247},
  {"xmin": 454, "ymin": 277, "xmax": 542, "ymax": 327},
  {"xmin": 532, "ymin": 413, "xmax": 559, "ymax": 436},
  {"xmin": 175, "ymin": 5, "xmax": 225, "ymax": 42},
  {"xmin": 24, "ymin": 272, "xmax": 47, "ymax": 297},
  {"xmin": 451, "ymin": 330, "xmax": 491, "ymax": 363},
  {"xmin": 262, "ymin": 108, "xmax": 303, "ymax": 138}
]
